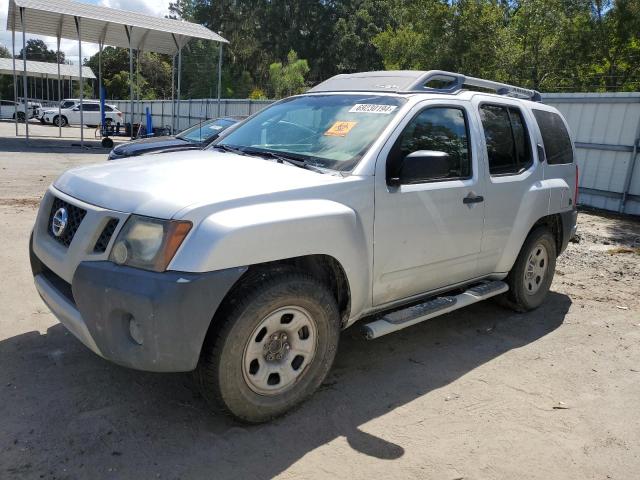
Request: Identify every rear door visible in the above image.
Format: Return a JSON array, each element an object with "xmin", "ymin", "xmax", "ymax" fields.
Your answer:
[
  {"xmin": 471, "ymin": 96, "xmax": 544, "ymax": 275},
  {"xmin": 373, "ymin": 100, "xmax": 486, "ymax": 306}
]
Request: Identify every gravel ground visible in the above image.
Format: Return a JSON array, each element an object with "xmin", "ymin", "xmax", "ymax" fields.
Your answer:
[{"xmin": 1, "ymin": 124, "xmax": 639, "ymax": 480}]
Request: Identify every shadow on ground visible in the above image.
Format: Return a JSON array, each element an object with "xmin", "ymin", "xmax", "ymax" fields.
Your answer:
[
  {"xmin": 0, "ymin": 293, "xmax": 570, "ymax": 479},
  {"xmin": 0, "ymin": 135, "xmax": 111, "ymax": 154}
]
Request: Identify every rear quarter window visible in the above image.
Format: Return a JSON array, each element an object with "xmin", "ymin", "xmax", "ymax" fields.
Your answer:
[{"xmin": 533, "ymin": 110, "xmax": 573, "ymax": 164}]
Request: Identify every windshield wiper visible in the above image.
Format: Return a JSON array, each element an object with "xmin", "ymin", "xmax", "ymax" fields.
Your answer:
[
  {"xmin": 242, "ymin": 148, "xmax": 324, "ymax": 173},
  {"xmin": 211, "ymin": 144, "xmax": 248, "ymax": 155}
]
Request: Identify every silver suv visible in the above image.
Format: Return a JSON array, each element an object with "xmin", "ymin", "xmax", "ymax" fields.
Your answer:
[{"xmin": 30, "ymin": 71, "xmax": 578, "ymax": 423}]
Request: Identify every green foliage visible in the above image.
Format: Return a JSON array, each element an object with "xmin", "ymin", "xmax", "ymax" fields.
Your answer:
[
  {"xmin": 85, "ymin": 47, "xmax": 171, "ymax": 100},
  {"xmin": 19, "ymin": 39, "xmax": 65, "ymax": 63},
  {"xmin": 0, "ymin": 45, "xmax": 11, "ymax": 58},
  {"xmin": 249, "ymin": 88, "xmax": 268, "ymax": 100},
  {"xmin": 268, "ymin": 51, "xmax": 310, "ymax": 97}
]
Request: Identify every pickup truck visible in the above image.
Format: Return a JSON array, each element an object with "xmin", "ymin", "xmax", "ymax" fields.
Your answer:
[{"xmin": 30, "ymin": 70, "xmax": 578, "ymax": 423}]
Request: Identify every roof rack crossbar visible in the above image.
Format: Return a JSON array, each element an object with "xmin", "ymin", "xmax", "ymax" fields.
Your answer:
[{"xmin": 405, "ymin": 70, "xmax": 541, "ymax": 101}]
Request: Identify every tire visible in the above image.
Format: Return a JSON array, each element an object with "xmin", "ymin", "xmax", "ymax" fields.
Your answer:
[
  {"xmin": 196, "ymin": 271, "xmax": 340, "ymax": 423},
  {"xmin": 14, "ymin": 112, "xmax": 25, "ymax": 123},
  {"xmin": 53, "ymin": 115, "xmax": 67, "ymax": 127},
  {"xmin": 504, "ymin": 226, "xmax": 557, "ymax": 312}
]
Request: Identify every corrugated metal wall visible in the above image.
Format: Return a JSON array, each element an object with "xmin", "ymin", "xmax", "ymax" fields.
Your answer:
[
  {"xmin": 109, "ymin": 99, "xmax": 274, "ymax": 131},
  {"xmin": 543, "ymin": 93, "xmax": 640, "ymax": 216}
]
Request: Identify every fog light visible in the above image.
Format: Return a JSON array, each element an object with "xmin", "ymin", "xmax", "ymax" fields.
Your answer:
[
  {"xmin": 128, "ymin": 316, "xmax": 144, "ymax": 345},
  {"xmin": 111, "ymin": 240, "xmax": 129, "ymax": 265}
]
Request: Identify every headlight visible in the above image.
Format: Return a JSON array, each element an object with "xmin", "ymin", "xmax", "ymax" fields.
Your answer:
[{"xmin": 109, "ymin": 215, "xmax": 192, "ymax": 272}]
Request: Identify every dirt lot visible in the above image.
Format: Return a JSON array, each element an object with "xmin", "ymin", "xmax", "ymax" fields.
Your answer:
[{"xmin": 1, "ymin": 123, "xmax": 639, "ymax": 480}]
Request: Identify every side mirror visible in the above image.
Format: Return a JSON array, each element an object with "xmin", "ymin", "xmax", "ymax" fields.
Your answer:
[{"xmin": 389, "ymin": 150, "xmax": 451, "ymax": 185}]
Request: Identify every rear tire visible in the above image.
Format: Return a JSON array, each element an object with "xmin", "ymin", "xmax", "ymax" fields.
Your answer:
[
  {"xmin": 504, "ymin": 226, "xmax": 557, "ymax": 312},
  {"xmin": 14, "ymin": 112, "xmax": 25, "ymax": 122},
  {"xmin": 196, "ymin": 272, "xmax": 340, "ymax": 423}
]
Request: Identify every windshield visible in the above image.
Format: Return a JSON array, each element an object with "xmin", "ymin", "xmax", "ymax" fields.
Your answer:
[
  {"xmin": 178, "ymin": 118, "xmax": 236, "ymax": 143},
  {"xmin": 217, "ymin": 94, "xmax": 406, "ymax": 171}
]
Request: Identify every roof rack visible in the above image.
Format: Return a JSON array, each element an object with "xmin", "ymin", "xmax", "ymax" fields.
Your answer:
[{"xmin": 307, "ymin": 70, "xmax": 542, "ymax": 102}]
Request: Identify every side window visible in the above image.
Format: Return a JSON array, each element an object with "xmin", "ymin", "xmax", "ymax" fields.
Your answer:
[
  {"xmin": 82, "ymin": 104, "xmax": 99, "ymax": 112},
  {"xmin": 479, "ymin": 104, "xmax": 532, "ymax": 175},
  {"xmin": 103, "ymin": 105, "xmax": 113, "ymax": 112},
  {"xmin": 532, "ymin": 110, "xmax": 573, "ymax": 164},
  {"xmin": 393, "ymin": 106, "xmax": 471, "ymax": 182}
]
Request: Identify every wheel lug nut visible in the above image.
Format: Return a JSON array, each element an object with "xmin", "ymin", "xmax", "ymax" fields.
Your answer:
[
  {"xmin": 282, "ymin": 334, "xmax": 287, "ymax": 340},
  {"xmin": 276, "ymin": 354, "xmax": 282, "ymax": 360},
  {"xmin": 267, "ymin": 354, "xmax": 273, "ymax": 361},
  {"xmin": 285, "ymin": 344, "xmax": 290, "ymax": 350}
]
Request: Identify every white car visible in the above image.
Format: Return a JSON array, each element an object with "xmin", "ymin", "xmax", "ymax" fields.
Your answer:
[
  {"xmin": 36, "ymin": 99, "xmax": 78, "ymax": 123},
  {"xmin": 41, "ymin": 101, "xmax": 123, "ymax": 127},
  {"xmin": 0, "ymin": 99, "xmax": 34, "ymax": 121}
]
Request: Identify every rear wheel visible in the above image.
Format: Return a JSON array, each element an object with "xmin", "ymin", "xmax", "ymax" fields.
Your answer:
[
  {"xmin": 14, "ymin": 111, "xmax": 25, "ymax": 122},
  {"xmin": 196, "ymin": 272, "xmax": 340, "ymax": 423},
  {"xmin": 53, "ymin": 115, "xmax": 67, "ymax": 127},
  {"xmin": 504, "ymin": 226, "xmax": 557, "ymax": 311}
]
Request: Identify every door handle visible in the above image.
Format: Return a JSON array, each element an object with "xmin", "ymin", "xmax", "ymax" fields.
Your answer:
[{"xmin": 463, "ymin": 193, "xmax": 484, "ymax": 204}]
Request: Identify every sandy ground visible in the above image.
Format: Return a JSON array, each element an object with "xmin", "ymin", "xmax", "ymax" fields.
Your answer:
[{"xmin": 0, "ymin": 122, "xmax": 639, "ymax": 480}]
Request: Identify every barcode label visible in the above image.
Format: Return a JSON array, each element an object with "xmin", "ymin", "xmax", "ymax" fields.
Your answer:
[{"xmin": 348, "ymin": 104, "xmax": 398, "ymax": 114}]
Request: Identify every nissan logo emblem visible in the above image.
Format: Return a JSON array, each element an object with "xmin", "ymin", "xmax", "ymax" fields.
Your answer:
[{"xmin": 51, "ymin": 207, "xmax": 68, "ymax": 237}]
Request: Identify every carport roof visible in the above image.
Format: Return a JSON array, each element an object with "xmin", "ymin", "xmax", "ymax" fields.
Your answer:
[
  {"xmin": 0, "ymin": 57, "xmax": 96, "ymax": 79},
  {"xmin": 6, "ymin": 0, "xmax": 228, "ymax": 55}
]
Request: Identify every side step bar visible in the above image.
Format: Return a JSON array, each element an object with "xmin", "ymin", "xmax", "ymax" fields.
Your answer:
[{"xmin": 363, "ymin": 281, "xmax": 508, "ymax": 340}]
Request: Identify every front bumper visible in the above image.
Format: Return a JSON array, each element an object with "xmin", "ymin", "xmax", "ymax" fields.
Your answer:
[{"xmin": 31, "ymin": 239, "xmax": 246, "ymax": 372}]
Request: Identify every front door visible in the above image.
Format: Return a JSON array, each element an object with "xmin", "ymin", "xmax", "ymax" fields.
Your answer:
[{"xmin": 373, "ymin": 101, "xmax": 486, "ymax": 306}]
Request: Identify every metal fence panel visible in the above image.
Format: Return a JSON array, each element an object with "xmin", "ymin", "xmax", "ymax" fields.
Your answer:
[{"xmin": 543, "ymin": 93, "xmax": 640, "ymax": 215}]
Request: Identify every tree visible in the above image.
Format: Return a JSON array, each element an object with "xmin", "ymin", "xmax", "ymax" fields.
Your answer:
[
  {"xmin": 19, "ymin": 39, "xmax": 65, "ymax": 63},
  {"xmin": 269, "ymin": 50, "xmax": 310, "ymax": 98},
  {"xmin": 0, "ymin": 45, "xmax": 11, "ymax": 58}
]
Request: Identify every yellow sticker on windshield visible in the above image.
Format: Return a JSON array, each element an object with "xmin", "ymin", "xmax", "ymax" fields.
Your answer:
[{"xmin": 324, "ymin": 121, "xmax": 357, "ymax": 137}]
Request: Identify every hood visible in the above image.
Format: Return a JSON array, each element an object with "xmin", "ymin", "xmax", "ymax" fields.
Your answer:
[
  {"xmin": 54, "ymin": 150, "xmax": 342, "ymax": 218},
  {"xmin": 111, "ymin": 137, "xmax": 190, "ymax": 158}
]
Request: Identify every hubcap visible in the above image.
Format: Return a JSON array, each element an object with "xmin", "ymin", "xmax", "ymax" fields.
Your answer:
[
  {"xmin": 242, "ymin": 306, "xmax": 318, "ymax": 395},
  {"xmin": 523, "ymin": 243, "xmax": 548, "ymax": 295}
]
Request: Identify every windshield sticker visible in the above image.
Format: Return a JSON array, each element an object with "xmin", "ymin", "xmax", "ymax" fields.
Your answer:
[
  {"xmin": 324, "ymin": 121, "xmax": 357, "ymax": 137},
  {"xmin": 349, "ymin": 104, "xmax": 398, "ymax": 114}
]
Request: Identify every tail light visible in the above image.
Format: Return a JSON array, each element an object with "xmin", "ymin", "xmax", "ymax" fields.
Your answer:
[
  {"xmin": 117, "ymin": 112, "xmax": 122, "ymax": 117},
  {"xmin": 574, "ymin": 164, "xmax": 579, "ymax": 206}
]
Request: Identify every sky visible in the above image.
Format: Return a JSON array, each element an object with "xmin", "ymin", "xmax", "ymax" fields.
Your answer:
[{"xmin": 0, "ymin": 0, "xmax": 171, "ymax": 64}]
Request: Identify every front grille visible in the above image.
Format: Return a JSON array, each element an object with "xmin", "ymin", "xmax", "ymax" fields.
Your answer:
[
  {"xmin": 48, "ymin": 197, "xmax": 86, "ymax": 247},
  {"xmin": 93, "ymin": 218, "xmax": 119, "ymax": 253}
]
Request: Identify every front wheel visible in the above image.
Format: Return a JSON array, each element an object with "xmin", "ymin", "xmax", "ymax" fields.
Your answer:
[
  {"xmin": 504, "ymin": 226, "xmax": 557, "ymax": 311},
  {"xmin": 196, "ymin": 272, "xmax": 340, "ymax": 423},
  {"xmin": 53, "ymin": 115, "xmax": 67, "ymax": 127}
]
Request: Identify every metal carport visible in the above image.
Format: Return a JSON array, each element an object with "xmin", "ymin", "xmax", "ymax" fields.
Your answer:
[
  {"xmin": 0, "ymin": 58, "xmax": 95, "ymax": 135},
  {"xmin": 6, "ymin": 0, "xmax": 228, "ymax": 145}
]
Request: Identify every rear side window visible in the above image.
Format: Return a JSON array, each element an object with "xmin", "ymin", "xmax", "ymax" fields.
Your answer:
[
  {"xmin": 533, "ymin": 110, "xmax": 573, "ymax": 164},
  {"xmin": 479, "ymin": 104, "xmax": 532, "ymax": 175}
]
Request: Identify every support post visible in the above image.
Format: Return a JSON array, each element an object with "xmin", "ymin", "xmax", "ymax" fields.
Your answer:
[
  {"xmin": 57, "ymin": 35, "xmax": 62, "ymax": 137},
  {"xmin": 11, "ymin": 16, "xmax": 18, "ymax": 136},
  {"xmin": 177, "ymin": 46, "xmax": 182, "ymax": 131},
  {"xmin": 126, "ymin": 26, "xmax": 135, "ymax": 139},
  {"xmin": 217, "ymin": 41, "xmax": 223, "ymax": 117},
  {"xmin": 75, "ymin": 16, "xmax": 83, "ymax": 147},
  {"xmin": 20, "ymin": 7, "xmax": 28, "ymax": 141},
  {"xmin": 170, "ymin": 54, "xmax": 175, "ymax": 134}
]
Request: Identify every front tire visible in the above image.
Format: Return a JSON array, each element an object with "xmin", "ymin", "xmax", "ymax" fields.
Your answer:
[
  {"xmin": 53, "ymin": 115, "xmax": 67, "ymax": 127},
  {"xmin": 504, "ymin": 226, "xmax": 557, "ymax": 311},
  {"xmin": 196, "ymin": 272, "xmax": 340, "ymax": 423}
]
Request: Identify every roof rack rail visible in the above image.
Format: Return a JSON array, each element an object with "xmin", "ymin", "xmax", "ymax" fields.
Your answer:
[
  {"xmin": 308, "ymin": 70, "xmax": 542, "ymax": 102},
  {"xmin": 404, "ymin": 70, "xmax": 542, "ymax": 102}
]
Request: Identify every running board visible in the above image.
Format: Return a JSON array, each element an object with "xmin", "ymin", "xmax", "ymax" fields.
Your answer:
[{"xmin": 363, "ymin": 281, "xmax": 508, "ymax": 340}]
